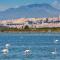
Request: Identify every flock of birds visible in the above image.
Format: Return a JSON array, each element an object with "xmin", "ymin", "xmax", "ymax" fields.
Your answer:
[
  {"xmin": 1, "ymin": 40, "xmax": 59, "ymax": 57},
  {"xmin": 2, "ymin": 43, "xmax": 31, "ymax": 57}
]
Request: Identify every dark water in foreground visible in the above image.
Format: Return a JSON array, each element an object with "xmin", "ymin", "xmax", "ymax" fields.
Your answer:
[{"xmin": 0, "ymin": 32, "xmax": 60, "ymax": 60}]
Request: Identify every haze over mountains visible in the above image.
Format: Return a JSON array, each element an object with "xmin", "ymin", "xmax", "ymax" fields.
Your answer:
[{"xmin": 0, "ymin": 4, "xmax": 60, "ymax": 20}]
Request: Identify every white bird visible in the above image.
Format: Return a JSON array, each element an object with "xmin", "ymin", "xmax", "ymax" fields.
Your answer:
[
  {"xmin": 24, "ymin": 49, "xmax": 31, "ymax": 56},
  {"xmin": 56, "ymin": 40, "xmax": 59, "ymax": 42},
  {"xmin": 25, "ymin": 50, "xmax": 30, "ymax": 52},
  {"xmin": 2, "ymin": 48, "xmax": 9, "ymax": 55},
  {"xmin": 54, "ymin": 40, "xmax": 59, "ymax": 43},
  {"xmin": 5, "ymin": 44, "xmax": 10, "ymax": 48},
  {"xmin": 51, "ymin": 48, "xmax": 57, "ymax": 55},
  {"xmin": 51, "ymin": 51, "xmax": 57, "ymax": 55}
]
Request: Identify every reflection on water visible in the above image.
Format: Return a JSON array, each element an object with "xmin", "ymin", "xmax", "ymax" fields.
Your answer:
[{"xmin": 0, "ymin": 33, "xmax": 60, "ymax": 60}]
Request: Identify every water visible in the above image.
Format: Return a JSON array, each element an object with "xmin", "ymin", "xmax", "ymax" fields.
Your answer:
[{"xmin": 0, "ymin": 32, "xmax": 60, "ymax": 60}]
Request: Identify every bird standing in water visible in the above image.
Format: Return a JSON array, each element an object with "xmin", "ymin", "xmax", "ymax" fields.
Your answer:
[
  {"xmin": 2, "ymin": 48, "xmax": 9, "ymax": 55},
  {"xmin": 2, "ymin": 43, "xmax": 10, "ymax": 55},
  {"xmin": 24, "ymin": 49, "xmax": 31, "ymax": 57}
]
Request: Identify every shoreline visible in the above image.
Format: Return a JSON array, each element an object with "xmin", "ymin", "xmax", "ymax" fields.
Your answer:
[
  {"xmin": 0, "ymin": 30, "xmax": 60, "ymax": 33},
  {"xmin": 0, "ymin": 27, "xmax": 60, "ymax": 33},
  {"xmin": 0, "ymin": 31, "xmax": 60, "ymax": 36}
]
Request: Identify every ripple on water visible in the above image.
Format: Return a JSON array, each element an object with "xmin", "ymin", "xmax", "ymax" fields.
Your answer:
[{"xmin": 0, "ymin": 33, "xmax": 60, "ymax": 60}]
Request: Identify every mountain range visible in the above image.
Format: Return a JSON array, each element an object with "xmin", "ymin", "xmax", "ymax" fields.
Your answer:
[{"xmin": 0, "ymin": 4, "xmax": 60, "ymax": 20}]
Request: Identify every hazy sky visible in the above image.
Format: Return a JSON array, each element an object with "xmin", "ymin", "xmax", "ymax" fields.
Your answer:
[{"xmin": 0, "ymin": 0, "xmax": 60, "ymax": 11}]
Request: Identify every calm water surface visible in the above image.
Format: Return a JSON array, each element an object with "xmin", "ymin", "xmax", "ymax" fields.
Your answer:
[{"xmin": 0, "ymin": 32, "xmax": 60, "ymax": 60}]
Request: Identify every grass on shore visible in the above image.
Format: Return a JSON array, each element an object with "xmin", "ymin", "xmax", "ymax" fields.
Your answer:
[{"xmin": 0, "ymin": 27, "xmax": 60, "ymax": 32}]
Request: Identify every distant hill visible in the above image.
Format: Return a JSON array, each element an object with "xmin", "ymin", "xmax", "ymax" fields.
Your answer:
[{"xmin": 0, "ymin": 4, "xmax": 60, "ymax": 20}]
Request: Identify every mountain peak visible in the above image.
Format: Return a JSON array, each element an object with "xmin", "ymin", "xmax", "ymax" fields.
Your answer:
[{"xmin": 0, "ymin": 3, "xmax": 60, "ymax": 20}]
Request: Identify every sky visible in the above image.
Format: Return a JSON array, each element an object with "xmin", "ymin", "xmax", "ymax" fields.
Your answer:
[{"xmin": 0, "ymin": 0, "xmax": 60, "ymax": 11}]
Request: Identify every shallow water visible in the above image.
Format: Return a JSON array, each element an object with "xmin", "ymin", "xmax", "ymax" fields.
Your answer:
[{"xmin": 0, "ymin": 32, "xmax": 60, "ymax": 60}]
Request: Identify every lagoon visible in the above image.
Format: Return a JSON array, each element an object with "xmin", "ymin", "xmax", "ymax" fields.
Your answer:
[{"xmin": 0, "ymin": 32, "xmax": 60, "ymax": 60}]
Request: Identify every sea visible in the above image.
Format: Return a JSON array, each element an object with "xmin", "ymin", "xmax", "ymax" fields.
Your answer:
[{"xmin": 0, "ymin": 32, "xmax": 60, "ymax": 60}]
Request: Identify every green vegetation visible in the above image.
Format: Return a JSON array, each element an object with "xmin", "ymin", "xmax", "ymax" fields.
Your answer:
[
  {"xmin": 24, "ymin": 25, "xmax": 30, "ymax": 30},
  {"xmin": 0, "ymin": 27, "xmax": 60, "ymax": 32}
]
